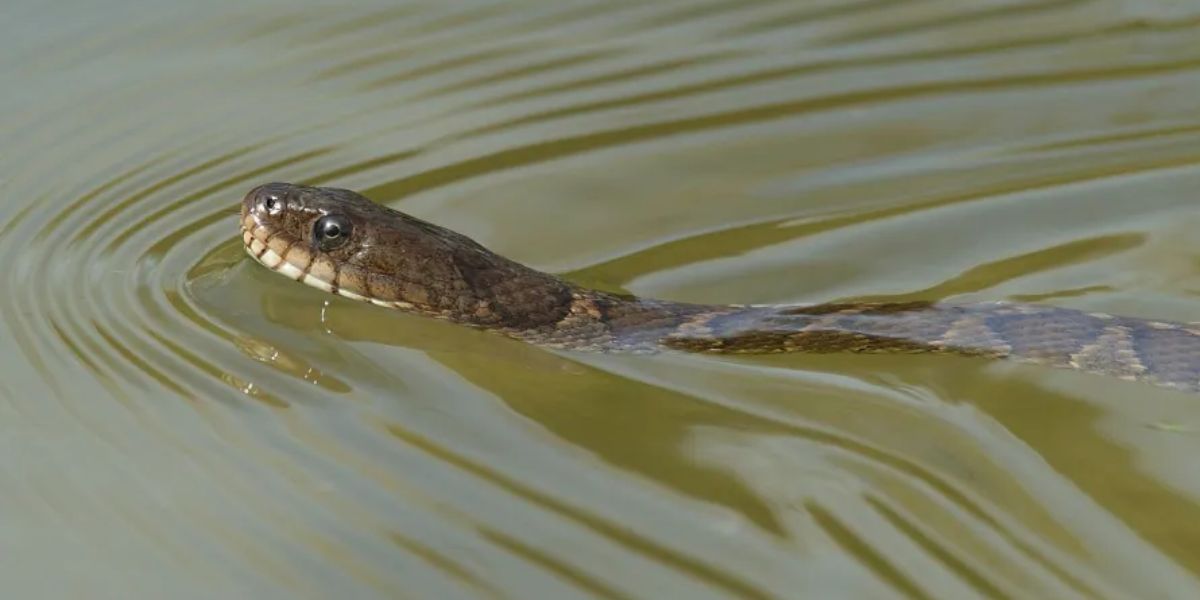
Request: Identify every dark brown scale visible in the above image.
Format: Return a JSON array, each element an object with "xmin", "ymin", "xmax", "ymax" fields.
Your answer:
[{"xmin": 241, "ymin": 183, "xmax": 1200, "ymax": 394}]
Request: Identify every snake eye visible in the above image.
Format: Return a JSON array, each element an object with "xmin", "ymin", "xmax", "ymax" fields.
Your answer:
[
  {"xmin": 313, "ymin": 214, "xmax": 352, "ymax": 251},
  {"xmin": 258, "ymin": 193, "xmax": 284, "ymax": 216}
]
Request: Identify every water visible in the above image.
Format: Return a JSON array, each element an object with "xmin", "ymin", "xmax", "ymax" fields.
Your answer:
[{"xmin": 3, "ymin": 0, "xmax": 1200, "ymax": 597}]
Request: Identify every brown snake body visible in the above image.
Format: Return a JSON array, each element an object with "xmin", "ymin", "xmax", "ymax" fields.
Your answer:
[{"xmin": 240, "ymin": 183, "xmax": 1200, "ymax": 393}]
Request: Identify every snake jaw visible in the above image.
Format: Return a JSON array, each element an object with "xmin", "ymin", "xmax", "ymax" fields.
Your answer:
[{"xmin": 241, "ymin": 219, "xmax": 416, "ymax": 311}]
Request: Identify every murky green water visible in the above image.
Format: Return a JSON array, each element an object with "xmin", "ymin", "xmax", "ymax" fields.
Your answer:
[{"xmin": 4, "ymin": 0, "xmax": 1200, "ymax": 597}]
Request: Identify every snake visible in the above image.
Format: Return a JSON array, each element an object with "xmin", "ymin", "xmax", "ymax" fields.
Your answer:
[{"xmin": 240, "ymin": 182, "xmax": 1200, "ymax": 393}]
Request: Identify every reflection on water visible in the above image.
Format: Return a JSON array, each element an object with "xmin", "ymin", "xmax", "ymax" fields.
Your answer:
[{"xmin": 3, "ymin": 0, "xmax": 1200, "ymax": 597}]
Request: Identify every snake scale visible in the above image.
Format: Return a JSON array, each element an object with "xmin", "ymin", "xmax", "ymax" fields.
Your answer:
[{"xmin": 240, "ymin": 183, "xmax": 1200, "ymax": 393}]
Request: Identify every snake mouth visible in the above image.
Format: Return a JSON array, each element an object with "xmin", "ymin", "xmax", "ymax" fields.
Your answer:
[
  {"xmin": 239, "ymin": 211, "xmax": 411, "ymax": 309},
  {"xmin": 240, "ymin": 212, "xmax": 370, "ymax": 305}
]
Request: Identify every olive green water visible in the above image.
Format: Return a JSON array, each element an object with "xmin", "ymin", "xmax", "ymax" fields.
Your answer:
[{"xmin": 4, "ymin": 1, "xmax": 1200, "ymax": 598}]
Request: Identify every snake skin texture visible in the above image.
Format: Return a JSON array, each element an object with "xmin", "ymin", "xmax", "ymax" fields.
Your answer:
[{"xmin": 240, "ymin": 183, "xmax": 1200, "ymax": 393}]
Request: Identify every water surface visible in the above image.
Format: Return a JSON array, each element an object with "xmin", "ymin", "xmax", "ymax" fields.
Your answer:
[{"xmin": 3, "ymin": 0, "xmax": 1200, "ymax": 598}]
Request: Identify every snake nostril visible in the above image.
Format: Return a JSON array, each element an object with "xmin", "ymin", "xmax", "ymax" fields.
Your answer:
[{"xmin": 246, "ymin": 184, "xmax": 285, "ymax": 217}]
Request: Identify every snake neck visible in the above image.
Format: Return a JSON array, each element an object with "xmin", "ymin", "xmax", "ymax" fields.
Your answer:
[{"xmin": 503, "ymin": 288, "xmax": 720, "ymax": 351}]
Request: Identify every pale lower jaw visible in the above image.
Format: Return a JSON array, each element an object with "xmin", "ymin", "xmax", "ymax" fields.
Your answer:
[{"xmin": 241, "ymin": 229, "xmax": 413, "ymax": 310}]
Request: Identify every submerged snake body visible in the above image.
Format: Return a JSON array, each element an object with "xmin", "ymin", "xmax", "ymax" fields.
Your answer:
[{"xmin": 240, "ymin": 183, "xmax": 1200, "ymax": 393}]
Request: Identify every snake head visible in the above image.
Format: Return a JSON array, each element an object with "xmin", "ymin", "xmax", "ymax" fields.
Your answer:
[{"xmin": 240, "ymin": 182, "xmax": 573, "ymax": 326}]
